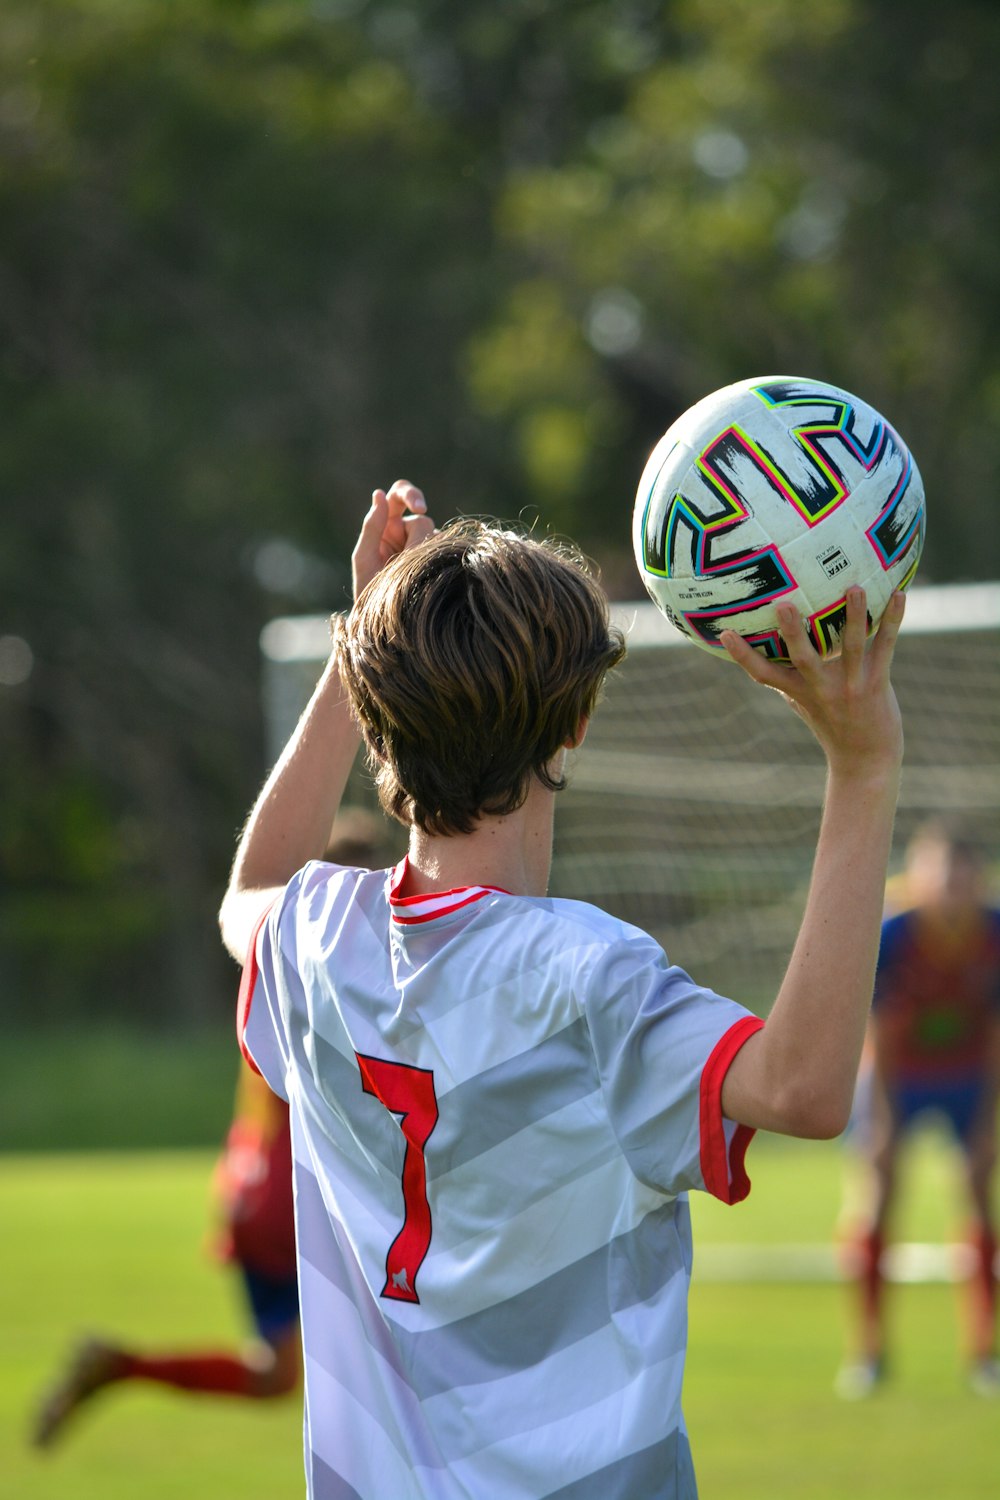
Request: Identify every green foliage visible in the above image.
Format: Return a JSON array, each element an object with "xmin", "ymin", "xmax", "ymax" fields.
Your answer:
[
  {"xmin": 475, "ymin": 0, "xmax": 1000, "ymax": 574},
  {"xmin": 0, "ymin": 1025, "xmax": 238, "ymax": 1149},
  {"xmin": 0, "ymin": 0, "xmax": 509, "ymax": 1023}
]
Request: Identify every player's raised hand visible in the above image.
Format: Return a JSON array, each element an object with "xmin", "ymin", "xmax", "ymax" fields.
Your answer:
[
  {"xmin": 352, "ymin": 479, "xmax": 436, "ymax": 600},
  {"xmin": 720, "ymin": 587, "xmax": 906, "ymax": 779}
]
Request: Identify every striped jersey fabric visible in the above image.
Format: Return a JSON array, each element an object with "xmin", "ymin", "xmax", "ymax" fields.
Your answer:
[{"xmin": 239, "ymin": 859, "xmax": 763, "ymax": 1499}]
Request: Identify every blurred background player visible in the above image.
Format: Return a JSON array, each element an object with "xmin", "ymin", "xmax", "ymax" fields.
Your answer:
[
  {"xmin": 31, "ymin": 809, "xmax": 388, "ymax": 1449},
  {"xmin": 836, "ymin": 819, "xmax": 1000, "ymax": 1399}
]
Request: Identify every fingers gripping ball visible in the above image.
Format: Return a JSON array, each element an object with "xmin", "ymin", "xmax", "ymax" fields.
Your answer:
[{"xmin": 632, "ymin": 376, "xmax": 926, "ymax": 661}]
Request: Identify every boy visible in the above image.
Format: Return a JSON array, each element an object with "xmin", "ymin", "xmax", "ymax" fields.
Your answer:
[
  {"xmin": 31, "ymin": 1064, "xmax": 300, "ymax": 1451},
  {"xmin": 838, "ymin": 820, "xmax": 1000, "ymax": 1398},
  {"xmin": 220, "ymin": 480, "xmax": 906, "ymax": 1498},
  {"xmin": 33, "ymin": 814, "xmax": 386, "ymax": 1449}
]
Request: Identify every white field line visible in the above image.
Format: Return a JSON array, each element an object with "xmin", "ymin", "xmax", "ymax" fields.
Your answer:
[{"xmin": 693, "ymin": 1241, "xmax": 996, "ymax": 1284}]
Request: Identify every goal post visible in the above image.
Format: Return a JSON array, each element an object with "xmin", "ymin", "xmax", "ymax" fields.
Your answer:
[{"xmin": 260, "ymin": 582, "xmax": 1000, "ymax": 1013}]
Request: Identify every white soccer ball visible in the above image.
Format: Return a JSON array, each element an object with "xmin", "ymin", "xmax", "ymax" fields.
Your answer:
[{"xmin": 632, "ymin": 375, "xmax": 926, "ymax": 659}]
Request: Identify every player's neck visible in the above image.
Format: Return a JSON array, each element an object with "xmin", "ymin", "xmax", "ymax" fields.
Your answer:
[{"xmin": 404, "ymin": 780, "xmax": 557, "ymax": 899}]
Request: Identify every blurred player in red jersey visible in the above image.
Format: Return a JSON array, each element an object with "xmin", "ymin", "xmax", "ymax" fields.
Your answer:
[
  {"xmin": 32, "ymin": 811, "xmax": 386, "ymax": 1448},
  {"xmin": 837, "ymin": 820, "xmax": 1000, "ymax": 1399}
]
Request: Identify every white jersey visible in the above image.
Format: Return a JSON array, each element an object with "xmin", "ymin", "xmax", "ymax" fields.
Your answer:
[{"xmin": 239, "ymin": 859, "xmax": 762, "ymax": 1500}]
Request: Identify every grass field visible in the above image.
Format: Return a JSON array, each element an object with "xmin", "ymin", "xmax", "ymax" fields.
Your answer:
[{"xmin": 2, "ymin": 1135, "xmax": 998, "ymax": 1499}]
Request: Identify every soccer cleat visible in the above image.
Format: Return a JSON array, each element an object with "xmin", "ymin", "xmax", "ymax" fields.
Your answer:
[
  {"xmin": 969, "ymin": 1358, "xmax": 1000, "ymax": 1397},
  {"xmin": 834, "ymin": 1356, "xmax": 885, "ymax": 1401},
  {"xmin": 31, "ymin": 1337, "xmax": 127, "ymax": 1448}
]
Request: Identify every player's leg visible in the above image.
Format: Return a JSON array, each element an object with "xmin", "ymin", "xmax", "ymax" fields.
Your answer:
[
  {"xmin": 32, "ymin": 1337, "xmax": 130, "ymax": 1448},
  {"xmin": 836, "ymin": 1081, "xmax": 900, "ymax": 1397},
  {"xmin": 959, "ymin": 1093, "xmax": 998, "ymax": 1393},
  {"xmin": 102, "ymin": 1335, "xmax": 299, "ymax": 1398},
  {"xmin": 242, "ymin": 1318, "xmax": 301, "ymax": 1396},
  {"xmin": 113, "ymin": 1264, "xmax": 300, "ymax": 1399},
  {"xmin": 31, "ymin": 1330, "xmax": 300, "ymax": 1449},
  {"xmin": 31, "ymin": 1270, "xmax": 300, "ymax": 1448},
  {"xmin": 230, "ymin": 1261, "xmax": 301, "ymax": 1396}
]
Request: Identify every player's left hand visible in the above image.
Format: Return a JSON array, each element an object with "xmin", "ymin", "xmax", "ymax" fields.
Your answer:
[
  {"xmin": 352, "ymin": 479, "xmax": 436, "ymax": 600},
  {"xmin": 720, "ymin": 586, "xmax": 906, "ymax": 780}
]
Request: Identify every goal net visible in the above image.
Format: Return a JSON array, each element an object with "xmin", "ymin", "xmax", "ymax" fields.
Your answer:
[{"xmin": 260, "ymin": 582, "xmax": 1000, "ymax": 1014}]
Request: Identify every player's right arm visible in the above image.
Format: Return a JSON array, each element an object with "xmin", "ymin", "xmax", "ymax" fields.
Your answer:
[
  {"xmin": 219, "ymin": 482, "xmax": 434, "ymax": 964},
  {"xmin": 717, "ymin": 587, "xmax": 905, "ymax": 1139}
]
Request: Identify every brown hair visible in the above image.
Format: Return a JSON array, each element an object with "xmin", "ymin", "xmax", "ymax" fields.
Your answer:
[{"xmin": 332, "ymin": 520, "xmax": 626, "ymax": 836}]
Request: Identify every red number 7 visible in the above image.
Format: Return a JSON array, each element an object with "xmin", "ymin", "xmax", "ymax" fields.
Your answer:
[{"xmin": 356, "ymin": 1054, "xmax": 439, "ymax": 1304}]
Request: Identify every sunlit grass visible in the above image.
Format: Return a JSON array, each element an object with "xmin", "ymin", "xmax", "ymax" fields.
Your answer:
[{"xmin": 2, "ymin": 1134, "xmax": 997, "ymax": 1499}]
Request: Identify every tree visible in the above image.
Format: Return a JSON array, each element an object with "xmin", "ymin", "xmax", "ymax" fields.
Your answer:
[
  {"xmin": 2, "ymin": 0, "xmax": 997, "ymax": 1027},
  {"xmin": 0, "ymin": 0, "xmax": 507, "ymax": 1021},
  {"xmin": 470, "ymin": 0, "xmax": 1000, "ymax": 581}
]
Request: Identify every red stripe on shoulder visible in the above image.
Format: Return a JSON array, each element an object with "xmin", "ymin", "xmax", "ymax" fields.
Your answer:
[
  {"xmin": 237, "ymin": 901, "xmax": 277, "ymax": 1076},
  {"xmin": 699, "ymin": 1014, "xmax": 765, "ymax": 1205}
]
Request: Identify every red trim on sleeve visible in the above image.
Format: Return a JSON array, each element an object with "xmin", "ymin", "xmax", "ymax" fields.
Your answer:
[
  {"xmin": 699, "ymin": 1014, "xmax": 765, "ymax": 1205},
  {"xmin": 236, "ymin": 902, "xmax": 277, "ymax": 1076}
]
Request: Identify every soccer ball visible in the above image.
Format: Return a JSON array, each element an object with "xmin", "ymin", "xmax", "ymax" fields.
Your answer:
[{"xmin": 632, "ymin": 375, "xmax": 926, "ymax": 659}]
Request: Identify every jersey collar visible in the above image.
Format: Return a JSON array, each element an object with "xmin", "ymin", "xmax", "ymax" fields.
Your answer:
[{"xmin": 388, "ymin": 857, "xmax": 510, "ymax": 926}]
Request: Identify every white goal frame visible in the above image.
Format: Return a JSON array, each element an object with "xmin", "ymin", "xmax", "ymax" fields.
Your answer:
[{"xmin": 260, "ymin": 581, "xmax": 1000, "ymax": 1012}]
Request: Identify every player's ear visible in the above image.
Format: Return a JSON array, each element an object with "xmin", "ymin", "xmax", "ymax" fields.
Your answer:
[{"xmin": 565, "ymin": 716, "xmax": 589, "ymax": 750}]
